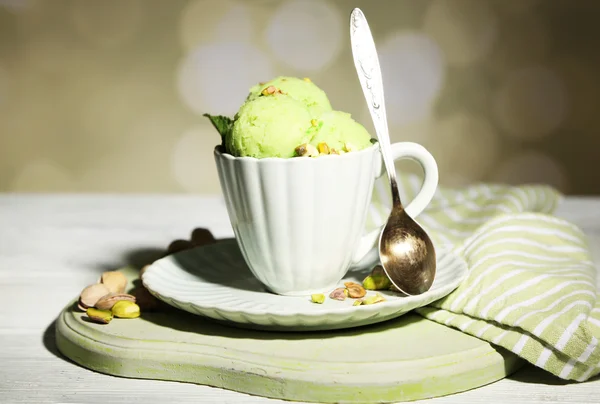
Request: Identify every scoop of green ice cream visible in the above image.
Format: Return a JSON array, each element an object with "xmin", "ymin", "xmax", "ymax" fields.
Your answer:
[
  {"xmin": 247, "ymin": 76, "xmax": 332, "ymax": 117},
  {"xmin": 228, "ymin": 94, "xmax": 313, "ymax": 158},
  {"xmin": 309, "ymin": 111, "xmax": 373, "ymax": 153}
]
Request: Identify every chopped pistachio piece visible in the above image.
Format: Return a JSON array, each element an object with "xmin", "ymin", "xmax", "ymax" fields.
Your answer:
[
  {"xmin": 311, "ymin": 294, "xmax": 325, "ymax": 304},
  {"xmin": 363, "ymin": 266, "xmax": 392, "ymax": 290},
  {"xmin": 317, "ymin": 142, "xmax": 330, "ymax": 155},
  {"xmin": 363, "ymin": 293, "xmax": 386, "ymax": 305},
  {"xmin": 329, "ymin": 287, "xmax": 347, "ymax": 301},
  {"xmin": 344, "ymin": 281, "xmax": 366, "ymax": 298},
  {"xmin": 295, "ymin": 143, "xmax": 319, "ymax": 157},
  {"xmin": 343, "ymin": 142, "xmax": 356, "ymax": 152}
]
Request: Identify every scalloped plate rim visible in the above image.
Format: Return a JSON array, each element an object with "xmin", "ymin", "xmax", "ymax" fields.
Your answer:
[{"xmin": 141, "ymin": 240, "xmax": 468, "ymax": 329}]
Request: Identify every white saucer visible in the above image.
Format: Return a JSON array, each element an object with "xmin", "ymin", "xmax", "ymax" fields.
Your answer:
[{"xmin": 142, "ymin": 238, "xmax": 468, "ymax": 332}]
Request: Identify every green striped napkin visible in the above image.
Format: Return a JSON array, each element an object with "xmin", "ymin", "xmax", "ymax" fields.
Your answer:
[{"xmin": 368, "ymin": 174, "xmax": 600, "ymax": 381}]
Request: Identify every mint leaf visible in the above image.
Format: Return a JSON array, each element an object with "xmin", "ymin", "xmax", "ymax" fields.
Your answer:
[{"xmin": 203, "ymin": 114, "xmax": 234, "ymax": 148}]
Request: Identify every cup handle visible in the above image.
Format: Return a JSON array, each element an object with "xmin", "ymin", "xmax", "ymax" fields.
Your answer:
[{"xmin": 350, "ymin": 142, "xmax": 439, "ymax": 267}]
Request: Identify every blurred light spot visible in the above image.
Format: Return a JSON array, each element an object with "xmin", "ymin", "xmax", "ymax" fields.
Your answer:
[
  {"xmin": 0, "ymin": 0, "xmax": 35, "ymax": 12},
  {"xmin": 491, "ymin": 151, "xmax": 568, "ymax": 192},
  {"xmin": 80, "ymin": 82, "xmax": 136, "ymax": 142},
  {"xmin": 493, "ymin": 66, "xmax": 567, "ymax": 140},
  {"xmin": 11, "ymin": 160, "xmax": 75, "ymax": 192},
  {"xmin": 498, "ymin": 0, "xmax": 541, "ymax": 15},
  {"xmin": 487, "ymin": 16, "xmax": 549, "ymax": 72},
  {"xmin": 177, "ymin": 41, "xmax": 274, "ymax": 116},
  {"xmin": 552, "ymin": 59, "xmax": 599, "ymax": 132},
  {"xmin": 429, "ymin": 113, "xmax": 500, "ymax": 181},
  {"xmin": 424, "ymin": 0, "xmax": 497, "ymax": 67},
  {"xmin": 78, "ymin": 108, "xmax": 186, "ymax": 193},
  {"xmin": 265, "ymin": 0, "xmax": 343, "ymax": 72},
  {"xmin": 180, "ymin": 0, "xmax": 255, "ymax": 51},
  {"xmin": 71, "ymin": 0, "xmax": 143, "ymax": 48},
  {"xmin": 20, "ymin": 37, "xmax": 80, "ymax": 75},
  {"xmin": 442, "ymin": 174, "xmax": 472, "ymax": 188},
  {"xmin": 171, "ymin": 125, "xmax": 221, "ymax": 192},
  {"xmin": 0, "ymin": 65, "xmax": 9, "ymax": 106},
  {"xmin": 387, "ymin": 118, "xmax": 435, "ymax": 145},
  {"xmin": 378, "ymin": 32, "xmax": 445, "ymax": 125}
]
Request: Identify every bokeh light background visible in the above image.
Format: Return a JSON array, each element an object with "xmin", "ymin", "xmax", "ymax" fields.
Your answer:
[{"xmin": 0, "ymin": 0, "xmax": 598, "ymax": 195}]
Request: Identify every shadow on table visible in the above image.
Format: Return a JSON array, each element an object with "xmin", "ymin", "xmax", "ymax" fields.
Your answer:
[
  {"xmin": 507, "ymin": 365, "xmax": 600, "ymax": 385},
  {"xmin": 42, "ymin": 318, "xmax": 78, "ymax": 365}
]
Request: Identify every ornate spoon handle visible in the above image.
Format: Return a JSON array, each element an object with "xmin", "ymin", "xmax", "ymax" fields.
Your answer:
[{"xmin": 349, "ymin": 8, "xmax": 401, "ymax": 206}]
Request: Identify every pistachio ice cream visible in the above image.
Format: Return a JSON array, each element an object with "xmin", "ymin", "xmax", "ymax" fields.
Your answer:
[{"xmin": 205, "ymin": 76, "xmax": 375, "ymax": 158}]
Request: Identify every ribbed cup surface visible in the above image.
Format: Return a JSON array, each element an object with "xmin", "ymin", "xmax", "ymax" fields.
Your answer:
[{"xmin": 214, "ymin": 145, "xmax": 379, "ymax": 295}]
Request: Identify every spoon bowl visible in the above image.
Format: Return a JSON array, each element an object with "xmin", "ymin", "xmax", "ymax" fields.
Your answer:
[
  {"xmin": 380, "ymin": 201, "xmax": 436, "ymax": 295},
  {"xmin": 350, "ymin": 8, "xmax": 436, "ymax": 295}
]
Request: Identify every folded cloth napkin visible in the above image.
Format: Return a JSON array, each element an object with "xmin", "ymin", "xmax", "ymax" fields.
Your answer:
[{"xmin": 368, "ymin": 173, "xmax": 599, "ymax": 382}]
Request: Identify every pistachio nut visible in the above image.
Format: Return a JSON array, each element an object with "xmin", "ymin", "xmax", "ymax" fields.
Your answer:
[
  {"xmin": 95, "ymin": 293, "xmax": 136, "ymax": 310},
  {"xmin": 261, "ymin": 85, "xmax": 282, "ymax": 96},
  {"xmin": 86, "ymin": 308, "xmax": 113, "ymax": 324},
  {"xmin": 79, "ymin": 283, "xmax": 111, "ymax": 309},
  {"xmin": 311, "ymin": 294, "xmax": 325, "ymax": 304},
  {"xmin": 295, "ymin": 143, "xmax": 319, "ymax": 157},
  {"xmin": 167, "ymin": 239, "xmax": 195, "ymax": 255},
  {"xmin": 111, "ymin": 300, "xmax": 141, "ymax": 318},
  {"xmin": 317, "ymin": 142, "xmax": 330, "ymax": 155},
  {"xmin": 344, "ymin": 281, "xmax": 366, "ymax": 298},
  {"xmin": 130, "ymin": 285, "xmax": 161, "ymax": 311},
  {"xmin": 101, "ymin": 271, "xmax": 127, "ymax": 294},
  {"xmin": 343, "ymin": 142, "xmax": 356, "ymax": 153},
  {"xmin": 354, "ymin": 293, "xmax": 386, "ymax": 306},
  {"xmin": 362, "ymin": 293, "xmax": 386, "ymax": 305},
  {"xmin": 329, "ymin": 287, "xmax": 347, "ymax": 301},
  {"xmin": 363, "ymin": 265, "xmax": 392, "ymax": 290},
  {"xmin": 191, "ymin": 228, "xmax": 216, "ymax": 246}
]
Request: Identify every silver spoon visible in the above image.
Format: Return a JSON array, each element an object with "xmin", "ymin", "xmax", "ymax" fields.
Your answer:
[{"xmin": 349, "ymin": 8, "xmax": 436, "ymax": 296}]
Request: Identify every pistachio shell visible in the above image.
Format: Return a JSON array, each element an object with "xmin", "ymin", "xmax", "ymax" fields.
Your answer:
[
  {"xmin": 79, "ymin": 284, "xmax": 111, "ymax": 308},
  {"xmin": 167, "ymin": 239, "xmax": 194, "ymax": 255},
  {"xmin": 344, "ymin": 282, "xmax": 366, "ymax": 298},
  {"xmin": 329, "ymin": 287, "xmax": 347, "ymax": 301},
  {"xmin": 95, "ymin": 293, "xmax": 136, "ymax": 310},
  {"xmin": 130, "ymin": 285, "xmax": 160, "ymax": 311},
  {"xmin": 101, "ymin": 271, "xmax": 127, "ymax": 294},
  {"xmin": 190, "ymin": 228, "xmax": 216, "ymax": 246}
]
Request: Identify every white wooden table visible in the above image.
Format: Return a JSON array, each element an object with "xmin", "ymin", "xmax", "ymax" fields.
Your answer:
[{"xmin": 1, "ymin": 195, "xmax": 599, "ymax": 404}]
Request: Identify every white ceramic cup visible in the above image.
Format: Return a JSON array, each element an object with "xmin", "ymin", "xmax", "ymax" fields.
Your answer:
[{"xmin": 214, "ymin": 142, "xmax": 438, "ymax": 296}]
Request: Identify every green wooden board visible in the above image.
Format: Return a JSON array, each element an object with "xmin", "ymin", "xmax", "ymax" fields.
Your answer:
[{"xmin": 55, "ymin": 267, "xmax": 523, "ymax": 403}]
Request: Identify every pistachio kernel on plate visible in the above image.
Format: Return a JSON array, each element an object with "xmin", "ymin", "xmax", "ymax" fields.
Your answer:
[
  {"xmin": 86, "ymin": 308, "xmax": 113, "ymax": 324},
  {"xmin": 363, "ymin": 265, "xmax": 392, "ymax": 290},
  {"xmin": 344, "ymin": 281, "xmax": 367, "ymax": 298},
  {"xmin": 311, "ymin": 294, "xmax": 326, "ymax": 304},
  {"xmin": 329, "ymin": 287, "xmax": 347, "ymax": 301}
]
